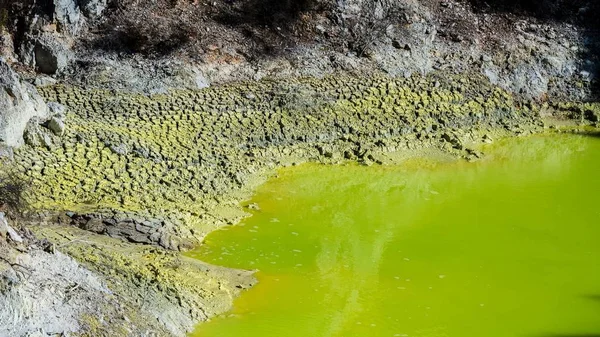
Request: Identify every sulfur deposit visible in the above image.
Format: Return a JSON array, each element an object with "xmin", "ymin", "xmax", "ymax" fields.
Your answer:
[
  {"xmin": 13, "ymin": 73, "xmax": 549, "ymax": 246},
  {"xmin": 3, "ymin": 71, "xmax": 599, "ymax": 336}
]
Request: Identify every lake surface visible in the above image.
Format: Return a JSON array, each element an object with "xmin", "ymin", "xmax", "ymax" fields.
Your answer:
[{"xmin": 188, "ymin": 133, "xmax": 600, "ymax": 337}]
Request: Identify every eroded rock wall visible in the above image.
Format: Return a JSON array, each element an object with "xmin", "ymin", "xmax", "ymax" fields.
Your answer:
[{"xmin": 0, "ymin": 58, "xmax": 49, "ymax": 147}]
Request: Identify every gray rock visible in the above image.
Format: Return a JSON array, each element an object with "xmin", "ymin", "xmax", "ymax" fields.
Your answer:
[
  {"xmin": 48, "ymin": 116, "xmax": 66, "ymax": 136},
  {"xmin": 78, "ymin": 0, "xmax": 107, "ymax": 19},
  {"xmin": 34, "ymin": 34, "xmax": 72, "ymax": 74},
  {"xmin": 0, "ymin": 212, "xmax": 23, "ymax": 243},
  {"xmin": 54, "ymin": 0, "xmax": 84, "ymax": 35},
  {"xmin": 41, "ymin": 133, "xmax": 54, "ymax": 149},
  {"xmin": 47, "ymin": 102, "xmax": 66, "ymax": 116},
  {"xmin": 83, "ymin": 218, "xmax": 106, "ymax": 233},
  {"xmin": 34, "ymin": 76, "xmax": 58, "ymax": 87},
  {"xmin": 0, "ymin": 212, "xmax": 8, "ymax": 238},
  {"xmin": 23, "ymin": 118, "xmax": 47, "ymax": 147},
  {"xmin": 0, "ymin": 31, "xmax": 17, "ymax": 63},
  {"xmin": 6, "ymin": 224, "xmax": 23, "ymax": 243},
  {"xmin": 17, "ymin": 37, "xmax": 37, "ymax": 68},
  {"xmin": 23, "ymin": 117, "xmax": 57, "ymax": 149},
  {"xmin": 0, "ymin": 59, "xmax": 49, "ymax": 147},
  {"xmin": 0, "ymin": 145, "xmax": 13, "ymax": 159}
]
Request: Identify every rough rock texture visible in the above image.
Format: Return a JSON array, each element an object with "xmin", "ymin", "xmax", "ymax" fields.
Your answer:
[
  {"xmin": 0, "ymin": 249, "xmax": 112, "ymax": 336},
  {"xmin": 32, "ymin": 225, "xmax": 256, "ymax": 337},
  {"xmin": 12, "ymin": 73, "xmax": 561, "ymax": 249},
  {"xmin": 19, "ymin": 33, "xmax": 73, "ymax": 75},
  {"xmin": 0, "ymin": 213, "xmax": 255, "ymax": 337},
  {"xmin": 65, "ymin": 58, "xmax": 211, "ymax": 94},
  {"xmin": 41, "ymin": 0, "xmax": 592, "ymax": 100},
  {"xmin": 0, "ymin": 30, "xmax": 17, "ymax": 63},
  {"xmin": 78, "ymin": 0, "xmax": 107, "ymax": 19},
  {"xmin": 34, "ymin": 34, "xmax": 72, "ymax": 74},
  {"xmin": 54, "ymin": 0, "xmax": 85, "ymax": 35},
  {"xmin": 2, "ymin": 0, "xmax": 597, "ymax": 98},
  {"xmin": 0, "ymin": 59, "xmax": 49, "ymax": 147}
]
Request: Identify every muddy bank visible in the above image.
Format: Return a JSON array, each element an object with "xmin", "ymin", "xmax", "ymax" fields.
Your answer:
[{"xmin": 1, "ymin": 71, "xmax": 598, "ymax": 336}]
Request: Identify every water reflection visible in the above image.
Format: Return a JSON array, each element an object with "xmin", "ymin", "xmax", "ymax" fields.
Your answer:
[
  {"xmin": 190, "ymin": 134, "xmax": 600, "ymax": 337},
  {"xmin": 314, "ymin": 167, "xmax": 452, "ymax": 336},
  {"xmin": 308, "ymin": 134, "xmax": 595, "ymax": 336}
]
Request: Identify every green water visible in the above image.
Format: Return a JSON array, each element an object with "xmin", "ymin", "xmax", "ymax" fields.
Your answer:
[{"xmin": 188, "ymin": 134, "xmax": 600, "ymax": 337}]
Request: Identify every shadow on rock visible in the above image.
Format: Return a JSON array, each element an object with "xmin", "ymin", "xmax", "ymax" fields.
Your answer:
[{"xmin": 212, "ymin": 0, "xmax": 321, "ymax": 57}]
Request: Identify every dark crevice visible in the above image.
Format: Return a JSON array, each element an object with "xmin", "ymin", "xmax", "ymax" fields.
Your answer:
[{"xmin": 214, "ymin": 0, "xmax": 317, "ymax": 28}]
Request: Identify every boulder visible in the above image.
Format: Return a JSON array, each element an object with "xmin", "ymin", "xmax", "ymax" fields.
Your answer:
[
  {"xmin": 54, "ymin": 0, "xmax": 84, "ymax": 35},
  {"xmin": 34, "ymin": 76, "xmax": 58, "ymax": 87},
  {"xmin": 78, "ymin": 0, "xmax": 107, "ymax": 19},
  {"xmin": 23, "ymin": 118, "xmax": 54, "ymax": 149},
  {"xmin": 19, "ymin": 33, "xmax": 72, "ymax": 75},
  {"xmin": 34, "ymin": 34, "xmax": 72, "ymax": 74},
  {"xmin": 0, "ymin": 59, "xmax": 49, "ymax": 147},
  {"xmin": 47, "ymin": 116, "xmax": 66, "ymax": 136}
]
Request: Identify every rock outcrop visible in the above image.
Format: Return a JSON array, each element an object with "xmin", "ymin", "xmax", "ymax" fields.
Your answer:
[
  {"xmin": 0, "ymin": 59, "xmax": 49, "ymax": 147},
  {"xmin": 54, "ymin": 0, "xmax": 85, "ymax": 35},
  {"xmin": 78, "ymin": 0, "xmax": 108, "ymax": 19},
  {"xmin": 19, "ymin": 33, "xmax": 73, "ymax": 75}
]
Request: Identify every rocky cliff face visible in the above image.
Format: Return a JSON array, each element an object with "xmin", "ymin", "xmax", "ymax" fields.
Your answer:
[
  {"xmin": 1, "ymin": 0, "xmax": 598, "ymax": 98},
  {"xmin": 0, "ymin": 58, "xmax": 48, "ymax": 147}
]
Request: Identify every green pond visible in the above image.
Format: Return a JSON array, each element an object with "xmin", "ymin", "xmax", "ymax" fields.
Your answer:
[{"xmin": 188, "ymin": 133, "xmax": 600, "ymax": 337}]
